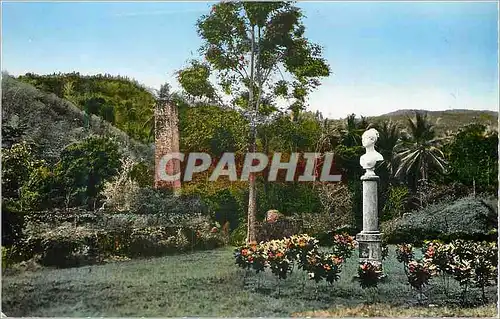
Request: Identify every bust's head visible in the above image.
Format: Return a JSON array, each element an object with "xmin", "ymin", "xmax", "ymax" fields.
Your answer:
[{"xmin": 361, "ymin": 128, "xmax": 379, "ymax": 148}]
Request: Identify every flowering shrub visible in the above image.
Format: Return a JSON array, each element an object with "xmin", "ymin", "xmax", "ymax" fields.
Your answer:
[
  {"xmin": 447, "ymin": 240, "xmax": 498, "ymax": 304},
  {"xmin": 407, "ymin": 260, "xmax": 433, "ymax": 291},
  {"xmin": 234, "ymin": 234, "xmax": 346, "ymax": 286},
  {"xmin": 422, "ymin": 240, "xmax": 452, "ymax": 274},
  {"xmin": 262, "ymin": 240, "xmax": 292, "ymax": 279},
  {"xmin": 285, "ymin": 234, "xmax": 320, "ymax": 268},
  {"xmin": 469, "ymin": 241, "xmax": 497, "ymax": 302},
  {"xmin": 331, "ymin": 233, "xmax": 356, "ymax": 260},
  {"xmin": 305, "ymin": 251, "xmax": 343, "ymax": 284},
  {"xmin": 401, "ymin": 239, "xmax": 498, "ymax": 305},
  {"xmin": 234, "ymin": 243, "xmax": 266, "ymax": 273},
  {"xmin": 357, "ymin": 261, "xmax": 383, "ymax": 289},
  {"xmin": 396, "ymin": 244, "xmax": 414, "ymax": 265}
]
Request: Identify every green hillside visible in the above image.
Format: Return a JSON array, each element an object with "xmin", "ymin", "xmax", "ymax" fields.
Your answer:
[
  {"xmin": 15, "ymin": 72, "xmax": 157, "ymax": 143},
  {"xmin": 328, "ymin": 109, "xmax": 497, "ymax": 136},
  {"xmin": 1, "ymin": 74, "xmax": 153, "ymax": 163}
]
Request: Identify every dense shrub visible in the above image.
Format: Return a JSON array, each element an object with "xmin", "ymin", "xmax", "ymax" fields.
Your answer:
[
  {"xmin": 13, "ymin": 221, "xmax": 226, "ymax": 268},
  {"xmin": 400, "ymin": 240, "xmax": 499, "ymax": 305},
  {"xmin": 54, "ymin": 135, "xmax": 122, "ymax": 208},
  {"xmin": 16, "ymin": 72, "xmax": 157, "ymax": 143},
  {"xmin": 19, "ymin": 165, "xmax": 58, "ymax": 210},
  {"xmin": 256, "ymin": 217, "xmax": 303, "ymax": 242},
  {"xmin": 311, "ymin": 183, "xmax": 355, "ymax": 236},
  {"xmin": 382, "ymin": 185, "xmax": 409, "ymax": 221},
  {"xmin": 357, "ymin": 261, "xmax": 383, "ymax": 289},
  {"xmin": 257, "ymin": 182, "xmax": 323, "ymax": 219},
  {"xmin": 130, "ymin": 188, "xmax": 207, "ymax": 217},
  {"xmin": 381, "ymin": 197, "xmax": 497, "ymax": 245},
  {"xmin": 24, "ymin": 207, "xmax": 101, "ymax": 228},
  {"xmin": 1, "ymin": 141, "xmax": 44, "ymax": 200},
  {"xmin": 229, "ymin": 222, "xmax": 247, "ymax": 246},
  {"xmin": 101, "ymin": 157, "xmax": 141, "ymax": 213},
  {"xmin": 38, "ymin": 224, "xmax": 100, "ymax": 267},
  {"xmin": 129, "ymin": 161, "xmax": 153, "ymax": 188},
  {"xmin": 1, "ymin": 203, "xmax": 25, "ymax": 247}
]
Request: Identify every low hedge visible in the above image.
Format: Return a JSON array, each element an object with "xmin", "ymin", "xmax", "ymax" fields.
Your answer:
[
  {"xmin": 381, "ymin": 196, "xmax": 497, "ymax": 245},
  {"xmin": 11, "ymin": 222, "xmax": 227, "ymax": 268}
]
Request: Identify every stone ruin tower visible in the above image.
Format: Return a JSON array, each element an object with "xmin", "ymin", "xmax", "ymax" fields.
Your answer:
[{"xmin": 154, "ymin": 101, "xmax": 181, "ymax": 191}]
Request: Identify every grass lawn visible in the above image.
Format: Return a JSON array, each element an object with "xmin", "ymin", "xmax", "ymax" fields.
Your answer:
[{"xmin": 1, "ymin": 246, "xmax": 498, "ymax": 317}]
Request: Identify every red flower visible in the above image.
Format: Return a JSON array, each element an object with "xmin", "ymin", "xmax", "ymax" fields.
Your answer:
[{"xmin": 210, "ymin": 227, "xmax": 218, "ymax": 233}]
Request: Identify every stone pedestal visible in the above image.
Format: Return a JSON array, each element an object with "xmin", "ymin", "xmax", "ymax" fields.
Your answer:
[{"xmin": 356, "ymin": 175, "xmax": 382, "ymax": 263}]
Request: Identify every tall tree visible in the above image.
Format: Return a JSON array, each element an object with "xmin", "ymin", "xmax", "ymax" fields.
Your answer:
[
  {"xmin": 177, "ymin": 1, "xmax": 330, "ymax": 243},
  {"xmin": 394, "ymin": 112, "xmax": 447, "ymax": 190}
]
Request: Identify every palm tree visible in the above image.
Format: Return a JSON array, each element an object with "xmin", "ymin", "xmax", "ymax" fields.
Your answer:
[
  {"xmin": 374, "ymin": 120, "xmax": 401, "ymax": 176},
  {"xmin": 341, "ymin": 114, "xmax": 368, "ymax": 147},
  {"xmin": 394, "ymin": 112, "xmax": 447, "ymax": 188}
]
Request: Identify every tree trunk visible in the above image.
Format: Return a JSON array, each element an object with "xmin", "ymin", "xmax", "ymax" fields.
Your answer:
[
  {"xmin": 473, "ymin": 178, "xmax": 476, "ymax": 197},
  {"xmin": 246, "ymin": 25, "xmax": 257, "ymax": 244}
]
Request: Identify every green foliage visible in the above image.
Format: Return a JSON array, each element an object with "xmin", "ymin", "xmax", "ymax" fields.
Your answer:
[
  {"xmin": 229, "ymin": 222, "xmax": 248, "ymax": 246},
  {"xmin": 17, "ymin": 72, "xmax": 156, "ymax": 143},
  {"xmin": 382, "ymin": 197, "xmax": 498, "ymax": 245},
  {"xmin": 129, "ymin": 161, "xmax": 153, "ymax": 188},
  {"xmin": 420, "ymin": 240, "xmax": 498, "ymax": 304},
  {"xmin": 177, "ymin": 60, "xmax": 217, "ymax": 101},
  {"xmin": 54, "ymin": 136, "xmax": 122, "ymax": 207},
  {"xmin": 394, "ymin": 111, "xmax": 447, "ymax": 187},
  {"xmin": 258, "ymin": 182, "xmax": 322, "ymax": 217},
  {"xmin": 128, "ymin": 187, "xmax": 208, "ymax": 217},
  {"xmin": 1, "ymin": 141, "xmax": 45, "ymax": 200},
  {"xmin": 256, "ymin": 217, "xmax": 303, "ymax": 242},
  {"xmin": 1, "ymin": 203, "xmax": 25, "ymax": 248},
  {"xmin": 19, "ymin": 165, "xmax": 57, "ymax": 210},
  {"xmin": 258, "ymin": 113, "xmax": 322, "ymax": 152},
  {"xmin": 334, "ymin": 145, "xmax": 364, "ymax": 180},
  {"xmin": 382, "ymin": 185, "xmax": 409, "ymax": 221},
  {"xmin": 2, "ymin": 120, "xmax": 27, "ymax": 149},
  {"xmin": 446, "ymin": 124, "xmax": 498, "ymax": 193},
  {"xmin": 11, "ymin": 204, "xmax": 226, "ymax": 267},
  {"xmin": 179, "ymin": 104, "xmax": 249, "ymax": 155},
  {"xmin": 187, "ymin": 1, "xmax": 330, "ymax": 113},
  {"xmin": 38, "ymin": 224, "xmax": 100, "ymax": 267}
]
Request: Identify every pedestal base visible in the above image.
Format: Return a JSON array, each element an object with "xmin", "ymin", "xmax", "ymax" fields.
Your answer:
[{"xmin": 356, "ymin": 232, "xmax": 382, "ymax": 263}]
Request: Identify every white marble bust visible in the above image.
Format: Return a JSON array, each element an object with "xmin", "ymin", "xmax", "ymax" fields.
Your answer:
[{"xmin": 359, "ymin": 128, "xmax": 384, "ymax": 176}]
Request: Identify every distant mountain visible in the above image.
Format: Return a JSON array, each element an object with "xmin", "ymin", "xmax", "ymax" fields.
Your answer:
[{"xmin": 355, "ymin": 109, "xmax": 497, "ymax": 135}]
